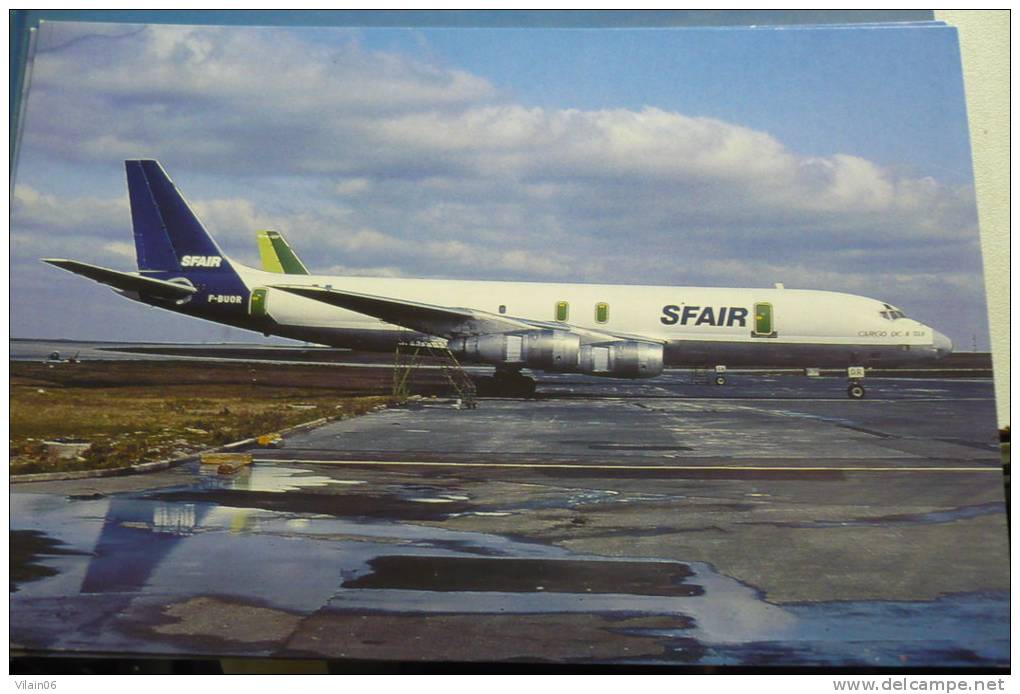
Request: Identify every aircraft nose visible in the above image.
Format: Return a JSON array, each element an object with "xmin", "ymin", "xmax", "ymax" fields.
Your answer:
[{"xmin": 933, "ymin": 330, "xmax": 953, "ymax": 357}]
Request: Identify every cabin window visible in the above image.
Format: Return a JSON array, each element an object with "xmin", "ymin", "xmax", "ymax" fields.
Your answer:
[
  {"xmin": 499, "ymin": 304, "xmax": 506, "ymax": 314},
  {"xmin": 595, "ymin": 302, "xmax": 609, "ymax": 323},
  {"xmin": 752, "ymin": 302, "xmax": 776, "ymax": 337},
  {"xmin": 555, "ymin": 301, "xmax": 569, "ymax": 322}
]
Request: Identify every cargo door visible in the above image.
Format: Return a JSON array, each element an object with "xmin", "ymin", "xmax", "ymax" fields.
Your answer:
[
  {"xmin": 752, "ymin": 302, "xmax": 776, "ymax": 337},
  {"xmin": 555, "ymin": 301, "xmax": 569, "ymax": 322},
  {"xmin": 250, "ymin": 288, "xmax": 269, "ymax": 318}
]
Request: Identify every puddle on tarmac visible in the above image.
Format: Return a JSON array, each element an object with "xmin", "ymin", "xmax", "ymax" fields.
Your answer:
[
  {"xmin": 325, "ymin": 558, "xmax": 799, "ymax": 647},
  {"xmin": 342, "ymin": 556, "xmax": 703, "ymax": 596},
  {"xmin": 767, "ymin": 502, "xmax": 1005, "ymax": 528},
  {"xmin": 148, "ymin": 467, "xmax": 474, "ymax": 521},
  {"xmin": 501, "ymin": 487, "xmax": 621, "ymax": 511},
  {"xmin": 10, "ymin": 529, "xmax": 89, "ymax": 593},
  {"xmin": 199, "ymin": 464, "xmax": 366, "ymax": 493},
  {"xmin": 10, "ymin": 484, "xmax": 1009, "ymax": 666},
  {"xmin": 387, "ymin": 484, "xmax": 471, "ymax": 505},
  {"xmin": 696, "ymin": 591, "xmax": 1009, "ymax": 667}
]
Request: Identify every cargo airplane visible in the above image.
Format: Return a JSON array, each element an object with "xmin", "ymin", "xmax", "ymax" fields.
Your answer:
[{"xmin": 43, "ymin": 160, "xmax": 952, "ymax": 398}]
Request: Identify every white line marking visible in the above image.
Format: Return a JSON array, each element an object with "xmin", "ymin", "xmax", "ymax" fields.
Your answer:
[
  {"xmin": 536, "ymin": 397, "xmax": 996, "ymax": 403},
  {"xmin": 252, "ymin": 459, "xmax": 1000, "ymax": 473}
]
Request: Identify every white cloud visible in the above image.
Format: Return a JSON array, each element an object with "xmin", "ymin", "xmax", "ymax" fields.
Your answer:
[
  {"xmin": 11, "ymin": 22, "xmax": 986, "ymax": 346},
  {"xmin": 13, "ymin": 184, "xmax": 125, "ymax": 230},
  {"xmin": 103, "ymin": 241, "xmax": 136, "ymax": 259},
  {"xmin": 21, "ymin": 23, "xmax": 973, "ymax": 246}
]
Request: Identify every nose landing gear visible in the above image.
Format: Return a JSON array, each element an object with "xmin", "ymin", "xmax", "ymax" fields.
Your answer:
[
  {"xmin": 714, "ymin": 365, "xmax": 727, "ymax": 386},
  {"xmin": 846, "ymin": 366, "xmax": 866, "ymax": 399}
]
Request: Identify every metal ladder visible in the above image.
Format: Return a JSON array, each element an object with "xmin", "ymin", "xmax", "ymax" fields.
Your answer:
[{"xmin": 392, "ymin": 340, "xmax": 477, "ymax": 408}]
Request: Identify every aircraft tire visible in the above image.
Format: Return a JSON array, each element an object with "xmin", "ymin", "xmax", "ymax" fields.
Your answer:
[{"xmin": 847, "ymin": 384, "xmax": 866, "ymax": 399}]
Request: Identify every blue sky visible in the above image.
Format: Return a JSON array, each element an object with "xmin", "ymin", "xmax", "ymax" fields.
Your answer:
[
  {"xmin": 356, "ymin": 27, "xmax": 973, "ymax": 181},
  {"xmin": 10, "ymin": 21, "xmax": 989, "ymax": 348}
]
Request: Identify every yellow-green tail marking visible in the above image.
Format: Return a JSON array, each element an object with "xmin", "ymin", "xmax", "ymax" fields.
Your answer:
[{"xmin": 257, "ymin": 229, "xmax": 309, "ymax": 275}]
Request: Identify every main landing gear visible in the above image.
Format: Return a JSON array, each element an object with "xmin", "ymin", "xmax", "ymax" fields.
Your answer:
[
  {"xmin": 846, "ymin": 366, "xmax": 866, "ymax": 399},
  {"xmin": 473, "ymin": 368, "xmax": 537, "ymax": 398}
]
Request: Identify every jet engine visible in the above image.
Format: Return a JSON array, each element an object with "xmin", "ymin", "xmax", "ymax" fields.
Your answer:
[
  {"xmin": 448, "ymin": 329, "xmax": 580, "ymax": 371},
  {"xmin": 449, "ymin": 330, "xmax": 663, "ymax": 378},
  {"xmin": 578, "ymin": 341, "xmax": 664, "ymax": 378}
]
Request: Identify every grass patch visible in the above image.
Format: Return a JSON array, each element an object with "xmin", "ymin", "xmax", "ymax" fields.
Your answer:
[{"xmin": 11, "ymin": 361, "xmax": 400, "ymax": 475}]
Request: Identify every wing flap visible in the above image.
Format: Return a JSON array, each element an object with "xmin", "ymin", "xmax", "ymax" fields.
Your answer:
[{"xmin": 42, "ymin": 259, "xmax": 197, "ymax": 300}]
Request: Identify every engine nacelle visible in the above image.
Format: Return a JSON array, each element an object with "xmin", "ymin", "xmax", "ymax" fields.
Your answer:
[
  {"xmin": 449, "ymin": 330, "xmax": 580, "ymax": 371},
  {"xmin": 578, "ymin": 341, "xmax": 664, "ymax": 378},
  {"xmin": 450, "ymin": 331, "xmax": 662, "ymax": 379}
]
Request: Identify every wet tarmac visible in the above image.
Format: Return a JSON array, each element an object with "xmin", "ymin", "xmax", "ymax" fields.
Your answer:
[{"xmin": 10, "ymin": 373, "xmax": 1009, "ymax": 668}]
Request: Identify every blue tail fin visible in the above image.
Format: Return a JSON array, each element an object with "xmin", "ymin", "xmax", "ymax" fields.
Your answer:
[{"xmin": 126, "ymin": 160, "xmax": 230, "ymax": 274}]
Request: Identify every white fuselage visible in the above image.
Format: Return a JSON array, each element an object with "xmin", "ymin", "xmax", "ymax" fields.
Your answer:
[{"xmin": 223, "ymin": 262, "xmax": 950, "ymax": 368}]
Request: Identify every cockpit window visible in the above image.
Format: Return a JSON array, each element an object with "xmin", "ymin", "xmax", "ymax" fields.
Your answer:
[{"xmin": 880, "ymin": 304, "xmax": 907, "ymax": 320}]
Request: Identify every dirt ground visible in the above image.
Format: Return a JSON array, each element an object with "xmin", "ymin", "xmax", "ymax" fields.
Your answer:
[{"xmin": 10, "ymin": 360, "xmax": 403, "ymax": 475}]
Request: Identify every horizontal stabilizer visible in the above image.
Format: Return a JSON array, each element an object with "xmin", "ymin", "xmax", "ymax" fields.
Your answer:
[
  {"xmin": 42, "ymin": 259, "xmax": 197, "ymax": 300},
  {"xmin": 257, "ymin": 230, "xmax": 309, "ymax": 275}
]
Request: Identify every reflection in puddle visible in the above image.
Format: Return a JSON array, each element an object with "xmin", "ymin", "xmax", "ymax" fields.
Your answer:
[
  {"xmin": 342, "ymin": 555, "xmax": 704, "ymax": 596},
  {"xmin": 699, "ymin": 592, "xmax": 1010, "ymax": 666},
  {"xmin": 200, "ymin": 464, "xmax": 365, "ymax": 493},
  {"xmin": 10, "ymin": 480, "xmax": 1010, "ymax": 666},
  {"xmin": 10, "ymin": 529, "xmax": 89, "ymax": 593},
  {"xmin": 502, "ymin": 487, "xmax": 621, "ymax": 512},
  {"xmin": 152, "ymin": 504, "xmax": 197, "ymax": 535},
  {"xmin": 325, "ymin": 559, "xmax": 798, "ymax": 646}
]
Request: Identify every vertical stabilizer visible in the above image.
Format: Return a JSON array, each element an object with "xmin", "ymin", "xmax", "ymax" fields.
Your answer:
[{"xmin": 125, "ymin": 160, "xmax": 230, "ymax": 274}]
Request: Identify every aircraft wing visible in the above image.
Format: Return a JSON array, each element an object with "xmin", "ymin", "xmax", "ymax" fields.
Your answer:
[
  {"xmin": 42, "ymin": 259, "xmax": 197, "ymax": 301},
  {"xmin": 273, "ymin": 285, "xmax": 536, "ymax": 337},
  {"xmin": 272, "ymin": 284, "xmax": 661, "ymax": 344}
]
